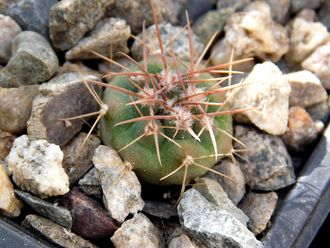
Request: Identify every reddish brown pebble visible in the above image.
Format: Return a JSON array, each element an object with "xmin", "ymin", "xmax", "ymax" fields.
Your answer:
[{"xmin": 0, "ymin": 130, "xmax": 15, "ymax": 160}]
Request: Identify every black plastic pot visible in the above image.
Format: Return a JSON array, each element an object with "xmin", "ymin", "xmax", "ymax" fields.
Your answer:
[{"xmin": 1, "ymin": 125, "xmax": 330, "ymax": 248}]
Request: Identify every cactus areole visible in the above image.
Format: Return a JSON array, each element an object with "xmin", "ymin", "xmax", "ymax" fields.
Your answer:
[{"xmin": 100, "ymin": 55, "xmax": 233, "ymax": 185}]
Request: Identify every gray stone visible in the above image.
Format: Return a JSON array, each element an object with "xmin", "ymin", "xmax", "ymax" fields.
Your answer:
[
  {"xmin": 78, "ymin": 168, "xmax": 102, "ymax": 198},
  {"xmin": 319, "ymin": 0, "xmax": 330, "ymax": 30},
  {"xmin": 290, "ymin": 0, "xmax": 322, "ymax": 13},
  {"xmin": 194, "ymin": 177, "xmax": 249, "ymax": 225},
  {"xmin": 168, "ymin": 234, "xmax": 200, "ymax": 248},
  {"xmin": 205, "ymin": 159, "xmax": 245, "ymax": 205},
  {"xmin": 296, "ymin": 8, "xmax": 318, "ymax": 22},
  {"xmin": 217, "ymin": 0, "xmax": 251, "ymax": 11},
  {"xmin": 142, "ymin": 200, "xmax": 177, "ymax": 219},
  {"xmin": 234, "ymin": 125, "xmax": 295, "ymax": 191},
  {"xmin": 6, "ymin": 135, "xmax": 69, "ymax": 198},
  {"xmin": 264, "ymin": 0, "xmax": 290, "ymax": 24},
  {"xmin": 0, "ymin": 85, "xmax": 39, "ymax": 133},
  {"xmin": 57, "ymin": 61, "xmax": 101, "ymax": 78},
  {"xmin": 0, "ymin": 31, "xmax": 59, "ymax": 87},
  {"xmin": 178, "ymin": 189, "xmax": 263, "ymax": 248},
  {"xmin": 131, "ymin": 22, "xmax": 204, "ymax": 62},
  {"xmin": 0, "ymin": 14, "xmax": 21, "ymax": 64},
  {"xmin": 27, "ymin": 73, "xmax": 100, "ymax": 146},
  {"xmin": 94, "ymin": 145, "xmax": 144, "ymax": 223},
  {"xmin": 22, "ymin": 214, "xmax": 97, "ymax": 248},
  {"xmin": 0, "ymin": 130, "xmax": 15, "ymax": 160},
  {"xmin": 305, "ymin": 100, "xmax": 330, "ymax": 122},
  {"xmin": 62, "ymin": 132, "xmax": 101, "ymax": 186},
  {"xmin": 239, "ymin": 192, "xmax": 278, "ymax": 235},
  {"xmin": 49, "ymin": 0, "xmax": 111, "ymax": 51},
  {"xmin": 66, "ymin": 18, "xmax": 130, "ymax": 61},
  {"xmin": 14, "ymin": 189, "xmax": 72, "ymax": 229},
  {"xmin": 111, "ymin": 213, "xmax": 161, "ymax": 248},
  {"xmin": 0, "ymin": 0, "xmax": 57, "ymax": 37}
]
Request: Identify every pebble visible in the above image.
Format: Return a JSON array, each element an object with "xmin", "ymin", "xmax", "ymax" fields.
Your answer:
[
  {"xmin": 0, "ymin": 14, "xmax": 21, "ymax": 64},
  {"xmin": 217, "ymin": 0, "xmax": 251, "ymax": 11},
  {"xmin": 14, "ymin": 189, "xmax": 72, "ymax": 229},
  {"xmin": 57, "ymin": 61, "xmax": 101, "ymax": 78},
  {"xmin": 178, "ymin": 189, "xmax": 263, "ymax": 248},
  {"xmin": 168, "ymin": 234, "xmax": 199, "ymax": 248},
  {"xmin": 0, "ymin": 130, "xmax": 15, "ymax": 160},
  {"xmin": 290, "ymin": 0, "xmax": 322, "ymax": 13},
  {"xmin": 239, "ymin": 192, "xmax": 278, "ymax": 235},
  {"xmin": 78, "ymin": 168, "xmax": 102, "ymax": 198},
  {"xmin": 65, "ymin": 18, "xmax": 130, "ymax": 61},
  {"xmin": 27, "ymin": 73, "xmax": 100, "ymax": 146},
  {"xmin": 284, "ymin": 70, "xmax": 328, "ymax": 108},
  {"xmin": 296, "ymin": 8, "xmax": 318, "ymax": 22},
  {"xmin": 142, "ymin": 200, "xmax": 177, "ymax": 219},
  {"xmin": 0, "ymin": 0, "xmax": 57, "ymax": 37},
  {"xmin": 305, "ymin": 100, "xmax": 330, "ymax": 122},
  {"xmin": 131, "ymin": 22, "xmax": 204, "ymax": 62},
  {"xmin": 22, "ymin": 214, "xmax": 97, "ymax": 248},
  {"xmin": 205, "ymin": 158, "xmax": 245, "ymax": 205},
  {"xmin": 94, "ymin": 145, "xmax": 144, "ymax": 223},
  {"xmin": 280, "ymin": 107, "xmax": 319, "ymax": 152},
  {"xmin": 0, "ymin": 162, "xmax": 23, "ymax": 217},
  {"xmin": 194, "ymin": 177, "xmax": 249, "ymax": 225},
  {"xmin": 60, "ymin": 187, "xmax": 118, "ymax": 239},
  {"xmin": 264, "ymin": 0, "xmax": 290, "ymax": 24},
  {"xmin": 302, "ymin": 43, "xmax": 330, "ymax": 89},
  {"xmin": 230, "ymin": 62, "xmax": 291, "ymax": 135},
  {"xmin": 5, "ymin": 135, "xmax": 69, "ymax": 198},
  {"xmin": 49, "ymin": 0, "xmax": 110, "ymax": 51},
  {"xmin": 0, "ymin": 31, "xmax": 59, "ymax": 87},
  {"xmin": 62, "ymin": 132, "xmax": 101, "ymax": 186},
  {"xmin": 0, "ymin": 85, "xmax": 39, "ymax": 133},
  {"xmin": 234, "ymin": 125, "xmax": 295, "ymax": 191},
  {"xmin": 178, "ymin": 0, "xmax": 215, "ymax": 25},
  {"xmin": 111, "ymin": 213, "xmax": 161, "ymax": 248},
  {"xmin": 285, "ymin": 18, "xmax": 330, "ymax": 66},
  {"xmin": 211, "ymin": 1, "xmax": 288, "ymax": 70},
  {"xmin": 319, "ymin": 0, "xmax": 330, "ymax": 30}
]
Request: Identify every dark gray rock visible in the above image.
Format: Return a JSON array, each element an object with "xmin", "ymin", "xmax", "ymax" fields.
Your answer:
[
  {"xmin": 0, "ymin": 31, "xmax": 58, "ymax": 87},
  {"xmin": 264, "ymin": 0, "xmax": 290, "ymax": 24},
  {"xmin": 178, "ymin": 0, "xmax": 216, "ymax": 25},
  {"xmin": 78, "ymin": 168, "xmax": 102, "ymax": 198},
  {"xmin": 234, "ymin": 125, "xmax": 295, "ymax": 191},
  {"xmin": 14, "ymin": 189, "xmax": 72, "ymax": 229},
  {"xmin": 306, "ymin": 100, "xmax": 330, "ymax": 122},
  {"xmin": 27, "ymin": 73, "xmax": 100, "ymax": 146},
  {"xmin": 0, "ymin": 0, "xmax": 57, "ymax": 37},
  {"xmin": 0, "ymin": 130, "xmax": 15, "ymax": 160},
  {"xmin": 319, "ymin": 0, "xmax": 330, "ymax": 30},
  {"xmin": 142, "ymin": 200, "xmax": 177, "ymax": 219},
  {"xmin": 239, "ymin": 192, "xmax": 278, "ymax": 235},
  {"xmin": 290, "ymin": 0, "xmax": 322, "ymax": 13},
  {"xmin": 178, "ymin": 189, "xmax": 263, "ymax": 248},
  {"xmin": 22, "ymin": 214, "xmax": 97, "ymax": 248}
]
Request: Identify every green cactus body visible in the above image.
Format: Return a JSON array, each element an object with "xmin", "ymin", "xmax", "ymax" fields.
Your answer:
[{"xmin": 100, "ymin": 55, "xmax": 232, "ymax": 185}]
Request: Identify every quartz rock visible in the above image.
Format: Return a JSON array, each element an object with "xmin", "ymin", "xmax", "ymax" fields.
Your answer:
[
  {"xmin": 230, "ymin": 62, "xmax": 291, "ymax": 135},
  {"xmin": 0, "ymin": 85, "xmax": 39, "ymax": 133},
  {"xmin": 234, "ymin": 125, "xmax": 295, "ymax": 191},
  {"xmin": 284, "ymin": 70, "xmax": 327, "ymax": 107},
  {"xmin": 239, "ymin": 192, "xmax": 278, "ymax": 235},
  {"xmin": 0, "ymin": 31, "xmax": 58, "ymax": 87},
  {"xmin": 94, "ymin": 145, "xmax": 144, "ymax": 223},
  {"xmin": 6, "ymin": 135, "xmax": 69, "ymax": 198},
  {"xmin": 0, "ymin": 130, "xmax": 15, "ymax": 160},
  {"xmin": 178, "ymin": 189, "xmax": 263, "ymax": 248},
  {"xmin": 111, "ymin": 213, "xmax": 161, "ymax": 248},
  {"xmin": 66, "ymin": 18, "xmax": 130, "ymax": 61},
  {"xmin": 78, "ymin": 168, "xmax": 102, "ymax": 198},
  {"xmin": 285, "ymin": 18, "xmax": 330, "ymax": 66},
  {"xmin": 0, "ymin": 162, "xmax": 23, "ymax": 217},
  {"xmin": 0, "ymin": 14, "xmax": 21, "ymax": 64},
  {"xmin": 27, "ymin": 73, "xmax": 100, "ymax": 146}
]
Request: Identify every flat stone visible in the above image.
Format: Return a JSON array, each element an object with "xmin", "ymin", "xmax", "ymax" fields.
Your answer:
[
  {"xmin": 194, "ymin": 177, "xmax": 249, "ymax": 225},
  {"xmin": 0, "ymin": 85, "xmax": 39, "ymax": 133},
  {"xmin": 0, "ymin": 130, "xmax": 15, "ymax": 160},
  {"xmin": 27, "ymin": 73, "xmax": 100, "ymax": 146},
  {"xmin": 168, "ymin": 234, "xmax": 199, "ymax": 248},
  {"xmin": 49, "ymin": 0, "xmax": 111, "ymax": 51},
  {"xmin": 78, "ymin": 168, "xmax": 102, "ymax": 198},
  {"xmin": 0, "ymin": 162, "xmax": 23, "ymax": 217},
  {"xmin": 239, "ymin": 192, "xmax": 278, "ymax": 235},
  {"xmin": 22, "ymin": 214, "xmax": 97, "ymax": 248},
  {"xmin": 62, "ymin": 132, "xmax": 101, "ymax": 186},
  {"xmin": 0, "ymin": 0, "xmax": 58, "ymax": 37},
  {"xmin": 94, "ymin": 145, "xmax": 144, "ymax": 223},
  {"xmin": 131, "ymin": 22, "xmax": 204, "ymax": 62},
  {"xmin": 280, "ymin": 107, "xmax": 318, "ymax": 152},
  {"xmin": 284, "ymin": 70, "xmax": 328, "ymax": 107},
  {"xmin": 14, "ymin": 189, "xmax": 72, "ymax": 228},
  {"xmin": 60, "ymin": 187, "xmax": 118, "ymax": 239},
  {"xmin": 290, "ymin": 0, "xmax": 322, "ymax": 13},
  {"xmin": 66, "ymin": 17, "xmax": 130, "ymax": 60},
  {"xmin": 264, "ymin": 0, "xmax": 290, "ymax": 24},
  {"xmin": 0, "ymin": 31, "xmax": 59, "ymax": 87},
  {"xmin": 178, "ymin": 189, "xmax": 263, "ymax": 248},
  {"xmin": 305, "ymin": 100, "xmax": 330, "ymax": 122},
  {"xmin": 230, "ymin": 62, "xmax": 291, "ymax": 135},
  {"xmin": 0, "ymin": 14, "xmax": 21, "ymax": 64},
  {"xmin": 205, "ymin": 158, "xmax": 245, "ymax": 205},
  {"xmin": 6, "ymin": 135, "xmax": 69, "ymax": 198},
  {"xmin": 142, "ymin": 200, "xmax": 177, "ymax": 219},
  {"xmin": 234, "ymin": 125, "xmax": 295, "ymax": 191},
  {"xmin": 285, "ymin": 18, "xmax": 330, "ymax": 66},
  {"xmin": 111, "ymin": 213, "xmax": 161, "ymax": 248},
  {"xmin": 302, "ymin": 43, "xmax": 330, "ymax": 89}
]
